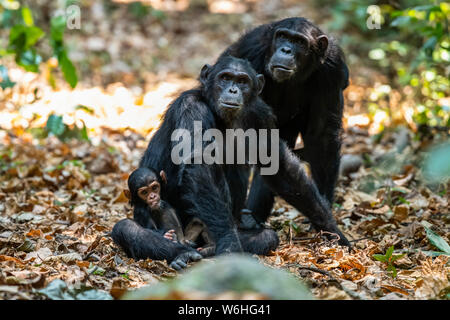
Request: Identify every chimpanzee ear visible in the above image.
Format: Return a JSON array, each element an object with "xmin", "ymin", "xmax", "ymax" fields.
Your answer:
[
  {"xmin": 317, "ymin": 35, "xmax": 328, "ymax": 54},
  {"xmin": 160, "ymin": 170, "xmax": 167, "ymax": 185},
  {"xmin": 256, "ymin": 74, "xmax": 265, "ymax": 95},
  {"xmin": 124, "ymin": 189, "xmax": 131, "ymax": 199},
  {"xmin": 200, "ymin": 64, "xmax": 212, "ymax": 86}
]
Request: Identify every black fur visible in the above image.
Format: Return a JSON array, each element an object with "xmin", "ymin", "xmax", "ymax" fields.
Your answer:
[
  {"xmin": 138, "ymin": 55, "xmax": 349, "ymax": 251},
  {"xmin": 221, "ymin": 17, "xmax": 349, "ymax": 223},
  {"xmin": 112, "ymin": 168, "xmax": 202, "ymax": 269},
  {"xmin": 111, "ymin": 219, "xmax": 202, "ymax": 269}
]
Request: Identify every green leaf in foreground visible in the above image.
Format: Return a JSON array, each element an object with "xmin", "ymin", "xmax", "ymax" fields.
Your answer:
[
  {"xmin": 423, "ymin": 224, "xmax": 450, "ymax": 254},
  {"xmin": 124, "ymin": 254, "xmax": 313, "ymax": 300},
  {"xmin": 38, "ymin": 279, "xmax": 112, "ymax": 300},
  {"xmin": 423, "ymin": 143, "xmax": 450, "ymax": 183}
]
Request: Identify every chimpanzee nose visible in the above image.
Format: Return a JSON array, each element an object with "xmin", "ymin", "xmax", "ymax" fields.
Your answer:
[
  {"xmin": 229, "ymin": 87, "xmax": 238, "ymax": 94},
  {"xmin": 281, "ymin": 47, "xmax": 292, "ymax": 55}
]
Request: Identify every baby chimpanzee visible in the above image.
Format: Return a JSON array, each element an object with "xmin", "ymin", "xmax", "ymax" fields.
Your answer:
[
  {"xmin": 124, "ymin": 167, "xmax": 184, "ymax": 240},
  {"xmin": 124, "ymin": 167, "xmax": 215, "ymax": 256}
]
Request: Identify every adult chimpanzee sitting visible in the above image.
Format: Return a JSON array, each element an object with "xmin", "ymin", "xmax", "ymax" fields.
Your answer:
[
  {"xmin": 133, "ymin": 55, "xmax": 349, "ymax": 257},
  {"xmin": 112, "ymin": 164, "xmax": 279, "ymax": 269},
  {"xmin": 220, "ymin": 17, "xmax": 349, "ymax": 225}
]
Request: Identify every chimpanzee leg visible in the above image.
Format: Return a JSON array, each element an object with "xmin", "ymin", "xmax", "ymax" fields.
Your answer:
[
  {"xmin": 299, "ymin": 136, "xmax": 340, "ymax": 207},
  {"xmin": 300, "ymin": 92, "xmax": 344, "ymax": 205},
  {"xmin": 238, "ymin": 228, "xmax": 279, "ymax": 255},
  {"xmin": 261, "ymin": 141, "xmax": 350, "ymax": 246},
  {"xmin": 180, "ymin": 164, "xmax": 243, "ymax": 255},
  {"xmin": 246, "ymin": 173, "xmax": 275, "ymax": 223},
  {"xmin": 224, "ymin": 166, "xmax": 249, "ymax": 219},
  {"xmin": 111, "ymin": 219, "xmax": 201, "ymax": 269}
]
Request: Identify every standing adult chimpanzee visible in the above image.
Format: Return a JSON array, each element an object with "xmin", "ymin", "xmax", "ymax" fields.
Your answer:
[
  {"xmin": 220, "ymin": 17, "xmax": 349, "ymax": 225},
  {"xmin": 137, "ymin": 55, "xmax": 349, "ymax": 255}
]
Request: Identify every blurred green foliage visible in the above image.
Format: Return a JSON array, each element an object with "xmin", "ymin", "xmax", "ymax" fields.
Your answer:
[
  {"xmin": 28, "ymin": 113, "xmax": 89, "ymax": 142},
  {"xmin": 0, "ymin": 0, "xmax": 78, "ymax": 88},
  {"xmin": 128, "ymin": 1, "xmax": 166, "ymax": 21},
  {"xmin": 423, "ymin": 141, "xmax": 450, "ymax": 182},
  {"xmin": 124, "ymin": 255, "xmax": 313, "ymax": 300},
  {"xmin": 319, "ymin": 0, "xmax": 450, "ymax": 128}
]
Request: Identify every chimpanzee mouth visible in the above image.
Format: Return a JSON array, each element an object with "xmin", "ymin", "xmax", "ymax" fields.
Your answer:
[
  {"xmin": 220, "ymin": 101, "xmax": 242, "ymax": 109},
  {"xmin": 149, "ymin": 200, "xmax": 160, "ymax": 210},
  {"xmin": 272, "ymin": 65, "xmax": 294, "ymax": 73}
]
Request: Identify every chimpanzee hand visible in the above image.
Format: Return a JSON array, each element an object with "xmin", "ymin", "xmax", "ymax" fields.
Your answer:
[
  {"xmin": 238, "ymin": 209, "xmax": 263, "ymax": 230},
  {"xmin": 181, "ymin": 239, "xmax": 197, "ymax": 248},
  {"xmin": 164, "ymin": 229, "xmax": 177, "ymax": 242},
  {"xmin": 170, "ymin": 250, "xmax": 202, "ymax": 270}
]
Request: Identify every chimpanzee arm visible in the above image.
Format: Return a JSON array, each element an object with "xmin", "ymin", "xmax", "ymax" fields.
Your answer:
[
  {"xmin": 133, "ymin": 204, "xmax": 157, "ymax": 229},
  {"xmin": 111, "ymin": 219, "xmax": 201, "ymax": 270},
  {"xmin": 259, "ymin": 140, "xmax": 350, "ymax": 246},
  {"xmin": 171, "ymin": 95, "xmax": 243, "ymax": 255}
]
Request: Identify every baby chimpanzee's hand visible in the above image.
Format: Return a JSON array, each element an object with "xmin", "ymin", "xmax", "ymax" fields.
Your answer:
[{"xmin": 163, "ymin": 229, "xmax": 177, "ymax": 242}]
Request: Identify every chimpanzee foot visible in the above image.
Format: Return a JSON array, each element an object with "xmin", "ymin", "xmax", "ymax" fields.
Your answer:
[
  {"xmin": 170, "ymin": 251, "xmax": 202, "ymax": 270},
  {"xmin": 238, "ymin": 209, "xmax": 263, "ymax": 230},
  {"xmin": 321, "ymin": 227, "xmax": 351, "ymax": 248}
]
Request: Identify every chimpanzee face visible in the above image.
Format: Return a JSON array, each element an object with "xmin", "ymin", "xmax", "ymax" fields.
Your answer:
[
  {"xmin": 267, "ymin": 27, "xmax": 328, "ymax": 82},
  {"xmin": 200, "ymin": 58, "xmax": 264, "ymax": 121},
  {"xmin": 137, "ymin": 180, "xmax": 161, "ymax": 210},
  {"xmin": 126, "ymin": 168, "xmax": 167, "ymax": 211}
]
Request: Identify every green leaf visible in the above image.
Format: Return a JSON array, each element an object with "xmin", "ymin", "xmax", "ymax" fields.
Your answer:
[
  {"xmin": 15, "ymin": 49, "xmax": 41, "ymax": 72},
  {"xmin": 390, "ymin": 254, "xmax": 405, "ymax": 262},
  {"xmin": 0, "ymin": 65, "xmax": 16, "ymax": 89},
  {"xmin": 423, "ymin": 143, "xmax": 450, "ymax": 183},
  {"xmin": 385, "ymin": 245, "xmax": 394, "ymax": 259},
  {"xmin": 390, "ymin": 16, "xmax": 411, "ymax": 27},
  {"xmin": 75, "ymin": 105, "xmax": 94, "ymax": 114},
  {"xmin": 421, "ymin": 250, "xmax": 450, "ymax": 257},
  {"xmin": 46, "ymin": 114, "xmax": 66, "ymax": 136},
  {"xmin": 290, "ymin": 221, "xmax": 300, "ymax": 233},
  {"xmin": 423, "ymin": 36, "xmax": 437, "ymax": 56},
  {"xmin": 387, "ymin": 264, "xmax": 398, "ymax": 278},
  {"xmin": 58, "ymin": 50, "xmax": 77, "ymax": 88},
  {"xmin": 373, "ymin": 254, "xmax": 387, "ymax": 262},
  {"xmin": 50, "ymin": 15, "xmax": 66, "ymax": 44},
  {"xmin": 423, "ymin": 226, "xmax": 450, "ymax": 254},
  {"xmin": 27, "ymin": 127, "xmax": 48, "ymax": 139},
  {"xmin": 9, "ymin": 25, "xmax": 44, "ymax": 49},
  {"xmin": 21, "ymin": 7, "xmax": 34, "ymax": 26}
]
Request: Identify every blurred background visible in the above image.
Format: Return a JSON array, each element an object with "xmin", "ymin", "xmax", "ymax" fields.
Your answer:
[{"xmin": 0, "ymin": 0, "xmax": 449, "ymax": 300}]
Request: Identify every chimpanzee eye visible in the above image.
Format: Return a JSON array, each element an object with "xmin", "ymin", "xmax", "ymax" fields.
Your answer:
[
  {"xmin": 221, "ymin": 74, "xmax": 231, "ymax": 81},
  {"xmin": 237, "ymin": 77, "xmax": 247, "ymax": 84},
  {"xmin": 142, "ymin": 190, "xmax": 148, "ymax": 195},
  {"xmin": 152, "ymin": 185, "xmax": 158, "ymax": 191}
]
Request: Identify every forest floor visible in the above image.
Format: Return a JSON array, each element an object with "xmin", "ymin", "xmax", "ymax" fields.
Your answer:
[{"xmin": 0, "ymin": 0, "xmax": 449, "ymax": 300}]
